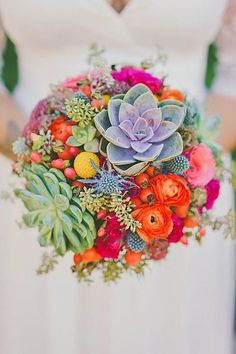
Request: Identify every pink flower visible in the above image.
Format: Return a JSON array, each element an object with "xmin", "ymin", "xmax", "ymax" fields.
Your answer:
[
  {"xmin": 205, "ymin": 179, "xmax": 220, "ymax": 210},
  {"xmin": 168, "ymin": 215, "xmax": 184, "ymax": 243},
  {"xmin": 96, "ymin": 213, "xmax": 126, "ymax": 259},
  {"xmin": 63, "ymin": 74, "xmax": 86, "ymax": 90},
  {"xmin": 186, "ymin": 144, "xmax": 216, "ymax": 187},
  {"xmin": 112, "ymin": 67, "xmax": 163, "ymax": 93}
]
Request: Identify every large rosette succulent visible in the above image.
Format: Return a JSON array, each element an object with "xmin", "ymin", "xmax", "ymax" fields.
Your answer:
[{"xmin": 95, "ymin": 84, "xmax": 185, "ymax": 176}]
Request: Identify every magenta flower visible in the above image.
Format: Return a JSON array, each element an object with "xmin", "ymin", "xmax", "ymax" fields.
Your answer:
[
  {"xmin": 112, "ymin": 67, "xmax": 163, "ymax": 94},
  {"xmin": 205, "ymin": 179, "xmax": 220, "ymax": 210},
  {"xmin": 96, "ymin": 213, "xmax": 126, "ymax": 259},
  {"xmin": 168, "ymin": 214, "xmax": 184, "ymax": 243}
]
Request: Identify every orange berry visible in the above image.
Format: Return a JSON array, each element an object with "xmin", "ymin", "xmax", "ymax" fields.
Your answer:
[
  {"xmin": 146, "ymin": 165, "xmax": 160, "ymax": 178},
  {"xmin": 180, "ymin": 235, "xmax": 189, "ymax": 245},
  {"xmin": 91, "ymin": 99, "xmax": 103, "ymax": 109},
  {"xmin": 125, "ymin": 250, "xmax": 143, "ymax": 266},
  {"xmin": 140, "ymin": 187, "xmax": 155, "ymax": 204},
  {"xmin": 199, "ymin": 228, "xmax": 206, "ymax": 237},
  {"xmin": 135, "ymin": 173, "xmax": 149, "ymax": 188},
  {"xmin": 97, "ymin": 227, "xmax": 106, "ymax": 237},
  {"xmin": 81, "ymin": 247, "xmax": 102, "ymax": 263},
  {"xmin": 184, "ymin": 216, "xmax": 199, "ymax": 228},
  {"xmin": 175, "ymin": 204, "xmax": 189, "ymax": 218},
  {"xmin": 73, "ymin": 253, "xmax": 82, "ymax": 265}
]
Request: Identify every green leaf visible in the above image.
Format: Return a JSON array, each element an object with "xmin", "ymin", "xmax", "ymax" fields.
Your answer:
[
  {"xmin": 49, "ymin": 168, "xmax": 66, "ymax": 182},
  {"xmin": 66, "ymin": 136, "xmax": 80, "ymax": 146},
  {"xmin": 204, "ymin": 42, "xmax": 218, "ymax": 90},
  {"xmin": 53, "ymin": 222, "xmax": 66, "ymax": 255},
  {"xmin": 59, "ymin": 182, "xmax": 73, "ymax": 200},
  {"xmin": 43, "ymin": 172, "xmax": 60, "ymax": 196},
  {"xmin": 22, "ymin": 211, "xmax": 42, "ymax": 227},
  {"xmin": 69, "ymin": 205, "xmax": 83, "ymax": 223},
  {"xmin": 38, "ymin": 226, "xmax": 52, "ymax": 247},
  {"xmin": 1, "ymin": 34, "xmax": 19, "ymax": 93},
  {"xmin": 57, "ymin": 211, "xmax": 72, "ymax": 231},
  {"xmin": 54, "ymin": 194, "xmax": 70, "ymax": 211}
]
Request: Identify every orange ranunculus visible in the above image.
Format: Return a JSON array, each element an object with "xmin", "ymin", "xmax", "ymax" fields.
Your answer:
[
  {"xmin": 149, "ymin": 174, "xmax": 190, "ymax": 207},
  {"xmin": 159, "ymin": 87, "xmax": 184, "ymax": 102},
  {"xmin": 132, "ymin": 204, "xmax": 173, "ymax": 243}
]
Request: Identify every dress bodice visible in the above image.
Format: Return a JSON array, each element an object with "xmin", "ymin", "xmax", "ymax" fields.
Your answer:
[{"xmin": 0, "ymin": 0, "xmax": 228, "ymax": 114}]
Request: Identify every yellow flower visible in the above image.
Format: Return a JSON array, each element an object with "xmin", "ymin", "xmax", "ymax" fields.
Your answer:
[{"xmin": 74, "ymin": 152, "xmax": 99, "ymax": 178}]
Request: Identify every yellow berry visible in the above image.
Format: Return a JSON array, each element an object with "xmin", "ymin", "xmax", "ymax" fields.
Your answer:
[
  {"xmin": 74, "ymin": 152, "xmax": 100, "ymax": 178},
  {"xmin": 102, "ymin": 95, "xmax": 110, "ymax": 107}
]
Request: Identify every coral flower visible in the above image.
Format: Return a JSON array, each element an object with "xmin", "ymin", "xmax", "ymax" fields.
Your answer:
[
  {"xmin": 132, "ymin": 204, "xmax": 173, "ymax": 243},
  {"xmin": 186, "ymin": 143, "xmax": 216, "ymax": 187},
  {"xmin": 149, "ymin": 174, "xmax": 190, "ymax": 207},
  {"xmin": 159, "ymin": 87, "xmax": 184, "ymax": 102}
]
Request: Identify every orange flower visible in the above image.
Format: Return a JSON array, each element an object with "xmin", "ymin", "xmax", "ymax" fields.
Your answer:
[
  {"xmin": 81, "ymin": 247, "xmax": 102, "ymax": 263},
  {"xmin": 149, "ymin": 174, "xmax": 190, "ymax": 207},
  {"xmin": 132, "ymin": 204, "xmax": 173, "ymax": 243},
  {"xmin": 159, "ymin": 87, "xmax": 184, "ymax": 102}
]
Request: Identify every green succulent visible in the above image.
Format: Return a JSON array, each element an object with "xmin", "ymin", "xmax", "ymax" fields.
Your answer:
[
  {"xmin": 66, "ymin": 125, "xmax": 99, "ymax": 152},
  {"xmin": 15, "ymin": 163, "xmax": 96, "ymax": 255}
]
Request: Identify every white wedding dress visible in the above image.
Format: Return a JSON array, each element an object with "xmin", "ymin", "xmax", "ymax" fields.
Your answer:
[{"xmin": 0, "ymin": 1, "xmax": 235, "ymax": 354}]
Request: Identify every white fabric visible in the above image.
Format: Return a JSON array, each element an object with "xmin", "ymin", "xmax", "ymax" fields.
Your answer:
[
  {"xmin": 213, "ymin": 0, "xmax": 236, "ymax": 97},
  {"xmin": 0, "ymin": 1, "xmax": 235, "ymax": 354}
]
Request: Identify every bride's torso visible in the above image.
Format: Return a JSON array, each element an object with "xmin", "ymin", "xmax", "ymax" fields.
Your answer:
[{"xmin": 0, "ymin": 0, "xmax": 228, "ymax": 115}]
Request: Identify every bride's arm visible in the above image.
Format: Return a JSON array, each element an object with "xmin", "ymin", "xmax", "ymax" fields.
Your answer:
[
  {"xmin": 206, "ymin": 0, "xmax": 236, "ymax": 152},
  {"xmin": 0, "ymin": 18, "xmax": 25, "ymax": 160}
]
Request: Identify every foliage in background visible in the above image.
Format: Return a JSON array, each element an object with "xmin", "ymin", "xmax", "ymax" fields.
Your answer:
[
  {"xmin": 1, "ymin": 34, "xmax": 18, "ymax": 92},
  {"xmin": 204, "ymin": 42, "xmax": 218, "ymax": 90}
]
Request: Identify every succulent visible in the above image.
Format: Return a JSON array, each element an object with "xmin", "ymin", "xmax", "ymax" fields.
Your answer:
[
  {"xmin": 15, "ymin": 163, "xmax": 96, "ymax": 256},
  {"xmin": 126, "ymin": 232, "xmax": 146, "ymax": 252},
  {"xmin": 12, "ymin": 137, "xmax": 30, "ymax": 158},
  {"xmin": 81, "ymin": 161, "xmax": 135, "ymax": 195},
  {"xmin": 163, "ymin": 155, "xmax": 190, "ymax": 173},
  {"xmin": 66, "ymin": 125, "xmax": 99, "ymax": 152},
  {"xmin": 64, "ymin": 97, "xmax": 97, "ymax": 127},
  {"xmin": 95, "ymin": 84, "xmax": 185, "ymax": 176}
]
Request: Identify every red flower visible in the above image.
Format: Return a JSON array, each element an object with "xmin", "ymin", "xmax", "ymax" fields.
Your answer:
[{"xmin": 205, "ymin": 179, "xmax": 220, "ymax": 210}]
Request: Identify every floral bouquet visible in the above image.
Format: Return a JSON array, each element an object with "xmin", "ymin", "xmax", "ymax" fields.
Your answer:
[{"xmin": 12, "ymin": 63, "xmax": 233, "ymax": 282}]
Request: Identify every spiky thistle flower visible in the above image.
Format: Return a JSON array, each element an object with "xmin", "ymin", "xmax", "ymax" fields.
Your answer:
[
  {"xmin": 64, "ymin": 97, "xmax": 98, "ymax": 127},
  {"xmin": 126, "ymin": 232, "xmax": 146, "ymax": 252},
  {"xmin": 163, "ymin": 155, "xmax": 190, "ymax": 174},
  {"xmin": 12, "ymin": 137, "xmax": 30, "ymax": 158},
  {"xmin": 75, "ymin": 92, "xmax": 90, "ymax": 104},
  {"xmin": 81, "ymin": 162, "xmax": 135, "ymax": 195}
]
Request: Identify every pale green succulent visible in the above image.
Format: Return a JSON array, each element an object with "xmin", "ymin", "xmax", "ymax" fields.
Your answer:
[
  {"xmin": 15, "ymin": 163, "xmax": 96, "ymax": 255},
  {"xmin": 66, "ymin": 125, "xmax": 99, "ymax": 152}
]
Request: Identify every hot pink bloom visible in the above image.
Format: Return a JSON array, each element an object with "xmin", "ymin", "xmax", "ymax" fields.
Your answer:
[
  {"xmin": 205, "ymin": 179, "xmax": 220, "ymax": 210},
  {"xmin": 96, "ymin": 213, "xmax": 126, "ymax": 259},
  {"xmin": 168, "ymin": 215, "xmax": 184, "ymax": 243},
  {"xmin": 186, "ymin": 144, "xmax": 216, "ymax": 187},
  {"xmin": 112, "ymin": 67, "xmax": 163, "ymax": 93}
]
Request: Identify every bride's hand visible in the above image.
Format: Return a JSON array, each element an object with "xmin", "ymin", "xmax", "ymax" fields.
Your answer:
[
  {"xmin": 0, "ymin": 91, "xmax": 25, "ymax": 160},
  {"xmin": 206, "ymin": 92, "xmax": 236, "ymax": 152}
]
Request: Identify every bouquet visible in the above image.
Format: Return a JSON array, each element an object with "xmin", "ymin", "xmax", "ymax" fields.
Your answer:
[{"xmin": 12, "ymin": 62, "xmax": 234, "ymax": 282}]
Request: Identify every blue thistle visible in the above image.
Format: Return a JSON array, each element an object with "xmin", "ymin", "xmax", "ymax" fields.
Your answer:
[
  {"xmin": 163, "ymin": 155, "xmax": 190, "ymax": 174},
  {"xmin": 80, "ymin": 161, "xmax": 135, "ymax": 195},
  {"xmin": 126, "ymin": 232, "xmax": 146, "ymax": 252},
  {"xmin": 74, "ymin": 92, "xmax": 90, "ymax": 104}
]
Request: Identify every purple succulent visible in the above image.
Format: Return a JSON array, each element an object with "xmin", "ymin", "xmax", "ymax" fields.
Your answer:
[{"xmin": 95, "ymin": 84, "xmax": 185, "ymax": 176}]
